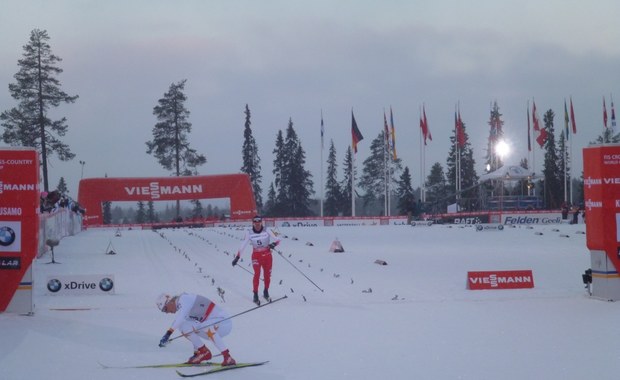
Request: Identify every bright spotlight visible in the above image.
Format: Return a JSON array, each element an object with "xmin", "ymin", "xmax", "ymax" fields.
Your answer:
[{"xmin": 495, "ymin": 140, "xmax": 510, "ymax": 158}]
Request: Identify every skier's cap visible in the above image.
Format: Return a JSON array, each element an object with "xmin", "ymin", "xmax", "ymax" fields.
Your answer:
[
  {"xmin": 156, "ymin": 293, "xmax": 171, "ymax": 311},
  {"xmin": 252, "ymin": 215, "xmax": 263, "ymax": 223}
]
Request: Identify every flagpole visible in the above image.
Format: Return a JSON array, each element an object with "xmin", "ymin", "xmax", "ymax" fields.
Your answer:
[
  {"xmin": 383, "ymin": 110, "xmax": 388, "ymax": 217},
  {"xmin": 532, "ymin": 98, "xmax": 537, "ymax": 196},
  {"xmin": 527, "ymin": 100, "xmax": 532, "ymax": 197},
  {"xmin": 320, "ymin": 110, "xmax": 324, "ymax": 218},
  {"xmin": 419, "ymin": 106, "xmax": 423, "ymax": 204},
  {"xmin": 563, "ymin": 99, "xmax": 568, "ymax": 204}
]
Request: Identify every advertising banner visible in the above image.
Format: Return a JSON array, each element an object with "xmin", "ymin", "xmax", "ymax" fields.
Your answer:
[
  {"xmin": 467, "ymin": 270, "xmax": 534, "ymax": 290},
  {"xmin": 0, "ymin": 148, "xmax": 39, "ymax": 312},
  {"xmin": 46, "ymin": 274, "xmax": 115, "ymax": 295},
  {"xmin": 583, "ymin": 145, "xmax": 620, "ymax": 299},
  {"xmin": 78, "ymin": 174, "xmax": 256, "ymax": 226},
  {"xmin": 276, "ymin": 219, "xmax": 324, "ymax": 227}
]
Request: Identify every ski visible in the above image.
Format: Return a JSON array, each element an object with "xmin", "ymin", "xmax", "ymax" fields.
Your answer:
[
  {"xmin": 176, "ymin": 361, "xmax": 268, "ymax": 377},
  {"xmin": 98, "ymin": 361, "xmax": 219, "ymax": 369}
]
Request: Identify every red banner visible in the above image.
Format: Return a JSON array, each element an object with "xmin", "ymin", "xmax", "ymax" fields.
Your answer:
[
  {"xmin": 467, "ymin": 270, "xmax": 534, "ymax": 290},
  {"xmin": 0, "ymin": 148, "xmax": 39, "ymax": 311},
  {"xmin": 583, "ymin": 146, "xmax": 620, "ymax": 274},
  {"xmin": 78, "ymin": 174, "xmax": 257, "ymax": 226}
]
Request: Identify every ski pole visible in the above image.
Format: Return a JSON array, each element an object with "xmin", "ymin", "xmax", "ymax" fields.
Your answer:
[
  {"xmin": 235, "ymin": 262, "xmax": 263, "ymax": 281},
  {"xmin": 168, "ymin": 295, "xmax": 287, "ymax": 343},
  {"xmin": 275, "ymin": 249, "xmax": 324, "ymax": 292}
]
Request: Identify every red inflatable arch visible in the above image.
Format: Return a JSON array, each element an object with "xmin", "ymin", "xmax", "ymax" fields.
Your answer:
[{"xmin": 78, "ymin": 174, "xmax": 257, "ymax": 226}]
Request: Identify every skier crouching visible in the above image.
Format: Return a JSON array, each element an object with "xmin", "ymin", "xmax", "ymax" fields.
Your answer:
[{"xmin": 156, "ymin": 292, "xmax": 236, "ymax": 366}]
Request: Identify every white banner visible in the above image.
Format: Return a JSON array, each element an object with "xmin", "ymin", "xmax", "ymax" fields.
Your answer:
[
  {"xmin": 46, "ymin": 274, "xmax": 115, "ymax": 295},
  {"xmin": 502, "ymin": 212, "xmax": 562, "ymax": 225},
  {"xmin": 276, "ymin": 219, "xmax": 323, "ymax": 227}
]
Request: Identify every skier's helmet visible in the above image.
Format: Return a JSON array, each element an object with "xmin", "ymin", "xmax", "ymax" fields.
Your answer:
[{"xmin": 156, "ymin": 293, "xmax": 171, "ymax": 311}]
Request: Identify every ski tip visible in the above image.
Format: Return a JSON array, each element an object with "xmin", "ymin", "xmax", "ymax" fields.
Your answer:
[{"xmin": 97, "ymin": 361, "xmax": 109, "ymax": 369}]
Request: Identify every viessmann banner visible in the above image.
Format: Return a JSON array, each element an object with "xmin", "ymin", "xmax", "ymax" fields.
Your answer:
[
  {"xmin": 467, "ymin": 270, "xmax": 535, "ymax": 290},
  {"xmin": 0, "ymin": 148, "xmax": 39, "ymax": 312}
]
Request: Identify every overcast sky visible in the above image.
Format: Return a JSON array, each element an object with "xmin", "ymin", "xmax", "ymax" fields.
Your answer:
[{"xmin": 1, "ymin": 0, "xmax": 619, "ymax": 201}]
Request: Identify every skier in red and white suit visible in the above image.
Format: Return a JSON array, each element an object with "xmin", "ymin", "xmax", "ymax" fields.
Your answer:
[
  {"xmin": 232, "ymin": 215, "xmax": 280, "ymax": 304},
  {"xmin": 156, "ymin": 292, "xmax": 236, "ymax": 366}
]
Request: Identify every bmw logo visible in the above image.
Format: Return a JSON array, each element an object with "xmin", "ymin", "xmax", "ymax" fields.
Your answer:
[
  {"xmin": 0, "ymin": 226, "xmax": 16, "ymax": 247},
  {"xmin": 99, "ymin": 277, "xmax": 114, "ymax": 292},
  {"xmin": 47, "ymin": 279, "xmax": 62, "ymax": 292}
]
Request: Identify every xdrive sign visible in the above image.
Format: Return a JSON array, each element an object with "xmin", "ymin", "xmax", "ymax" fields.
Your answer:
[
  {"xmin": 46, "ymin": 274, "xmax": 115, "ymax": 295},
  {"xmin": 467, "ymin": 270, "xmax": 534, "ymax": 290}
]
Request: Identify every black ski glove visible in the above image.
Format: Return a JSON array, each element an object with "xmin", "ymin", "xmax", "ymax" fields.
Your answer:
[
  {"xmin": 159, "ymin": 330, "xmax": 172, "ymax": 347},
  {"xmin": 232, "ymin": 255, "xmax": 240, "ymax": 266},
  {"xmin": 268, "ymin": 242, "xmax": 278, "ymax": 250}
]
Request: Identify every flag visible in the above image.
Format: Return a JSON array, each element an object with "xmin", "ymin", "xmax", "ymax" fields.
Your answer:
[
  {"xmin": 612, "ymin": 99, "xmax": 617, "ymax": 133},
  {"xmin": 390, "ymin": 107, "xmax": 397, "ymax": 160},
  {"xmin": 383, "ymin": 111, "xmax": 390, "ymax": 150},
  {"xmin": 320, "ymin": 112, "xmax": 324, "ymax": 150},
  {"xmin": 419, "ymin": 116, "xmax": 426, "ymax": 145},
  {"xmin": 564, "ymin": 99, "xmax": 570, "ymax": 140},
  {"xmin": 351, "ymin": 111, "xmax": 363, "ymax": 154},
  {"xmin": 420, "ymin": 105, "xmax": 431, "ymax": 145},
  {"xmin": 532, "ymin": 101, "xmax": 540, "ymax": 131},
  {"xmin": 569, "ymin": 97, "xmax": 576, "ymax": 134},
  {"xmin": 603, "ymin": 97, "xmax": 608, "ymax": 128},
  {"xmin": 536, "ymin": 127, "xmax": 548, "ymax": 148},
  {"xmin": 527, "ymin": 104, "xmax": 532, "ymax": 152},
  {"xmin": 456, "ymin": 109, "xmax": 465, "ymax": 148}
]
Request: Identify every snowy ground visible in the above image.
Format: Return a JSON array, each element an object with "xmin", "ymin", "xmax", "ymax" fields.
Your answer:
[{"xmin": 1, "ymin": 223, "xmax": 619, "ymax": 380}]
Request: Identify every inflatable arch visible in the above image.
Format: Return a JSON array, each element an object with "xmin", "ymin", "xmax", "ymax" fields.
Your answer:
[{"xmin": 78, "ymin": 174, "xmax": 257, "ymax": 226}]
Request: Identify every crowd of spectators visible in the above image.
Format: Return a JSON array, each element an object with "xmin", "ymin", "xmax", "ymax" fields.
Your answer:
[{"xmin": 40, "ymin": 190, "xmax": 85, "ymax": 215}]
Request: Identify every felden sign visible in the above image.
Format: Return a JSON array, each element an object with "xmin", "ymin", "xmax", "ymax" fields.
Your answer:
[
  {"xmin": 0, "ymin": 148, "xmax": 39, "ymax": 312},
  {"xmin": 467, "ymin": 270, "xmax": 535, "ymax": 290}
]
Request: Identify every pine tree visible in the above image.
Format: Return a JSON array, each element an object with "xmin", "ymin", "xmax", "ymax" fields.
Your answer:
[
  {"xmin": 446, "ymin": 120, "xmax": 478, "ymax": 210},
  {"xmin": 591, "ymin": 127, "xmax": 620, "ymax": 144},
  {"xmin": 269, "ymin": 119, "xmax": 315, "ymax": 217},
  {"xmin": 56, "ymin": 177, "xmax": 68, "ymax": 196},
  {"xmin": 396, "ymin": 166, "xmax": 415, "ymax": 216},
  {"xmin": 340, "ymin": 146, "xmax": 353, "ymax": 216},
  {"xmin": 240, "ymin": 104, "xmax": 263, "ymax": 210},
  {"xmin": 103, "ymin": 201, "xmax": 112, "ymax": 224},
  {"xmin": 111, "ymin": 206, "xmax": 124, "ymax": 225},
  {"xmin": 541, "ymin": 109, "xmax": 562, "ymax": 209},
  {"xmin": 324, "ymin": 140, "xmax": 342, "ymax": 216},
  {"xmin": 135, "ymin": 201, "xmax": 146, "ymax": 224},
  {"xmin": 557, "ymin": 131, "xmax": 570, "ymax": 203},
  {"xmin": 359, "ymin": 132, "xmax": 402, "ymax": 215},
  {"xmin": 1, "ymin": 29, "xmax": 78, "ymax": 191},
  {"xmin": 271, "ymin": 130, "xmax": 286, "ymax": 216},
  {"xmin": 283, "ymin": 119, "xmax": 314, "ymax": 216},
  {"xmin": 147, "ymin": 201, "xmax": 157, "ymax": 223},
  {"xmin": 264, "ymin": 182, "xmax": 277, "ymax": 217},
  {"xmin": 146, "ymin": 79, "xmax": 205, "ymax": 217},
  {"xmin": 425, "ymin": 162, "xmax": 449, "ymax": 214},
  {"xmin": 190, "ymin": 199, "xmax": 203, "ymax": 219}
]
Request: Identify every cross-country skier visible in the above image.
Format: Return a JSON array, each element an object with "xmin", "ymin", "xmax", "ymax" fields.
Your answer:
[
  {"xmin": 232, "ymin": 215, "xmax": 280, "ymax": 305},
  {"xmin": 156, "ymin": 293, "xmax": 236, "ymax": 366}
]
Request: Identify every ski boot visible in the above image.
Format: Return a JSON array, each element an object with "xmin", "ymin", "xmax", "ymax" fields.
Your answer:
[
  {"xmin": 221, "ymin": 349, "xmax": 236, "ymax": 366},
  {"xmin": 186, "ymin": 345, "xmax": 212, "ymax": 364},
  {"xmin": 263, "ymin": 289, "xmax": 271, "ymax": 302},
  {"xmin": 253, "ymin": 291, "xmax": 260, "ymax": 306}
]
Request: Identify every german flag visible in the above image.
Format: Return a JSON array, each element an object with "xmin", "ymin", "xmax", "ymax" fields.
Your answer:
[{"xmin": 351, "ymin": 111, "xmax": 364, "ymax": 153}]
